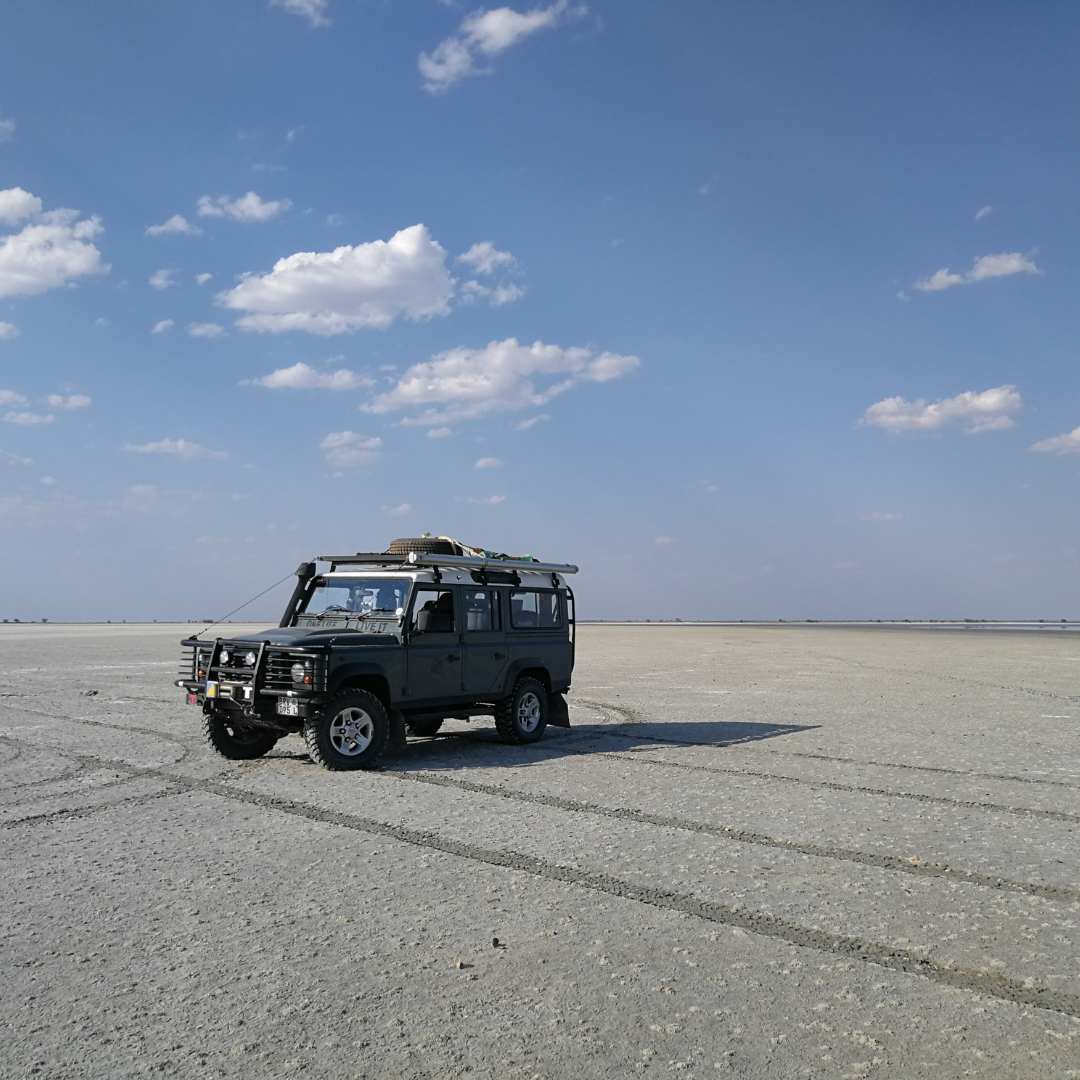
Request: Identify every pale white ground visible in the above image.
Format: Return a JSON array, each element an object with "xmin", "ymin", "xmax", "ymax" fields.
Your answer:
[{"xmin": 2, "ymin": 623, "xmax": 1079, "ymax": 1079}]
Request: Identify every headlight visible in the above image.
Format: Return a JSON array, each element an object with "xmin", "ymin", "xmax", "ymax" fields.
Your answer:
[
  {"xmin": 219, "ymin": 648, "xmax": 231, "ymax": 665},
  {"xmin": 291, "ymin": 661, "xmax": 313, "ymax": 686},
  {"xmin": 244, "ymin": 651, "xmax": 257, "ymax": 666}
]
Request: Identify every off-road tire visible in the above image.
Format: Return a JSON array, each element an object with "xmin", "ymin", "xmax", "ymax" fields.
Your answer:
[
  {"xmin": 304, "ymin": 689, "xmax": 390, "ymax": 771},
  {"xmin": 495, "ymin": 677, "xmax": 549, "ymax": 744},
  {"xmin": 386, "ymin": 536, "xmax": 459, "ymax": 556},
  {"xmin": 405, "ymin": 716, "xmax": 444, "ymax": 737},
  {"xmin": 202, "ymin": 710, "xmax": 278, "ymax": 760}
]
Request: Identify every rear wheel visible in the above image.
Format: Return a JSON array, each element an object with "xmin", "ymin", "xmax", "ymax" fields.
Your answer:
[
  {"xmin": 304, "ymin": 690, "xmax": 389, "ymax": 771},
  {"xmin": 495, "ymin": 677, "xmax": 549, "ymax": 744},
  {"xmin": 202, "ymin": 710, "xmax": 278, "ymax": 760},
  {"xmin": 405, "ymin": 716, "xmax": 444, "ymax": 737}
]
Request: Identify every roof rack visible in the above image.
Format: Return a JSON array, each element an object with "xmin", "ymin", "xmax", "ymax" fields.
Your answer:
[{"xmin": 317, "ymin": 551, "xmax": 578, "ymax": 575}]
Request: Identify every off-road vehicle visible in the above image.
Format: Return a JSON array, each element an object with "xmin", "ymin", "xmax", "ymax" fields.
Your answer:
[{"xmin": 175, "ymin": 538, "xmax": 578, "ymax": 770}]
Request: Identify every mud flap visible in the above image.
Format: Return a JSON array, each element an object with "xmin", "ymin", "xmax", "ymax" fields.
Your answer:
[
  {"xmin": 548, "ymin": 692, "xmax": 571, "ymax": 728},
  {"xmin": 388, "ymin": 709, "xmax": 408, "ymax": 754}
]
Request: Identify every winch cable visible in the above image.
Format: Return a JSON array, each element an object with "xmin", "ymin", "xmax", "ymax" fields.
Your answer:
[{"xmin": 191, "ymin": 570, "xmax": 297, "ymax": 639}]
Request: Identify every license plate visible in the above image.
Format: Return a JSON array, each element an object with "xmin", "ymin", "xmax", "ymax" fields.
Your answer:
[{"xmin": 276, "ymin": 698, "xmax": 299, "ymax": 717}]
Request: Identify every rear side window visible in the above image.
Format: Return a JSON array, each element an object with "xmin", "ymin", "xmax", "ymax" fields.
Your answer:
[
  {"xmin": 463, "ymin": 590, "xmax": 497, "ymax": 632},
  {"xmin": 510, "ymin": 590, "xmax": 560, "ymax": 629}
]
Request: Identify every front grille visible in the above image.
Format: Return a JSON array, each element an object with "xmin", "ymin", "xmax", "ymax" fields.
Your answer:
[{"xmin": 265, "ymin": 650, "xmax": 318, "ymax": 691}]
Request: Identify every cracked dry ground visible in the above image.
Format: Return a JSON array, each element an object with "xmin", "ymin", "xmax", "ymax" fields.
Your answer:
[{"xmin": 2, "ymin": 623, "xmax": 1080, "ymax": 1079}]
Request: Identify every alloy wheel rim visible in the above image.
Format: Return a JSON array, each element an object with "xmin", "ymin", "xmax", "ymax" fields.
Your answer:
[
  {"xmin": 517, "ymin": 691, "xmax": 542, "ymax": 733},
  {"xmin": 329, "ymin": 706, "xmax": 374, "ymax": 755}
]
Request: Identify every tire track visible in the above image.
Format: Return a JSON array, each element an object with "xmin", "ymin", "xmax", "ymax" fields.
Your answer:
[
  {"xmin": 385, "ymin": 769, "xmax": 1080, "ymax": 904},
  {"xmin": 3, "ymin": 732, "xmax": 1080, "ymax": 1017},
  {"xmin": 1, "ymin": 785, "xmax": 181, "ymax": 828}
]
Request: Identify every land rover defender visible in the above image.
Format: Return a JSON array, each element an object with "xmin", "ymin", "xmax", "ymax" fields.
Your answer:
[{"xmin": 175, "ymin": 538, "xmax": 577, "ymax": 771}]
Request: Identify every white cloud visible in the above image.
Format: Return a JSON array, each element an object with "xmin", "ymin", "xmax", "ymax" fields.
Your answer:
[
  {"xmin": 125, "ymin": 438, "xmax": 227, "ymax": 460},
  {"xmin": 319, "ymin": 431, "xmax": 382, "ymax": 466},
  {"xmin": 3, "ymin": 411, "xmax": 54, "ymax": 426},
  {"xmin": 0, "ymin": 321, "xmax": 17, "ymax": 340},
  {"xmin": 0, "ymin": 187, "xmax": 42, "ymax": 226},
  {"xmin": 40, "ymin": 475, "xmax": 56, "ymax": 486},
  {"xmin": 149, "ymin": 268, "xmax": 177, "ymax": 290},
  {"xmin": 463, "ymin": 494, "xmax": 506, "ymax": 505},
  {"xmin": 151, "ymin": 319, "xmax": 175, "ymax": 334},
  {"xmin": 197, "ymin": 192, "xmax": 291, "ymax": 223},
  {"xmin": 474, "ymin": 456, "xmax": 501, "ymax": 469},
  {"xmin": 94, "ymin": 316, "xmax": 109, "ymax": 328},
  {"xmin": 419, "ymin": 0, "xmax": 587, "ymax": 92},
  {"xmin": 975, "ymin": 205, "xmax": 993, "ymax": 221},
  {"xmin": 1030, "ymin": 427, "xmax": 1080, "ymax": 456},
  {"xmin": 1, "ymin": 449, "xmax": 32, "ymax": 466},
  {"xmin": 219, "ymin": 223, "xmax": 454, "ymax": 335},
  {"xmin": 427, "ymin": 427, "xmax": 453, "ymax": 439},
  {"xmin": 189, "ymin": 322, "xmax": 226, "ymax": 338},
  {"xmin": 458, "ymin": 241, "xmax": 516, "ymax": 274},
  {"xmin": 0, "ymin": 389, "xmax": 28, "ymax": 407},
  {"xmin": 860, "ymin": 511, "xmax": 903, "ymax": 522},
  {"xmin": 249, "ymin": 361, "xmax": 373, "ymax": 390},
  {"xmin": 146, "ymin": 214, "xmax": 201, "ymax": 237},
  {"xmin": 0, "ymin": 112, "xmax": 13, "ymax": 142},
  {"xmin": 365, "ymin": 337, "xmax": 639, "ymax": 426},
  {"xmin": 383, "ymin": 502, "xmax": 412, "ymax": 516},
  {"xmin": 0, "ymin": 198, "xmax": 108, "ymax": 299},
  {"xmin": 861, "ymin": 385, "xmax": 1022, "ymax": 434},
  {"xmin": 654, "ymin": 535, "xmax": 675, "ymax": 545},
  {"xmin": 515, "ymin": 413, "xmax": 550, "ymax": 430},
  {"xmin": 46, "ymin": 393, "xmax": 91, "ymax": 410},
  {"xmin": 270, "ymin": 0, "xmax": 330, "ymax": 27},
  {"xmin": 914, "ymin": 252, "xmax": 1039, "ymax": 292},
  {"xmin": 461, "ymin": 279, "xmax": 526, "ymax": 306},
  {"xmin": 195, "ymin": 272, "xmax": 213, "ymax": 286}
]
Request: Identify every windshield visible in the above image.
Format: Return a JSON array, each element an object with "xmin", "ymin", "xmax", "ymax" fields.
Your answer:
[{"xmin": 301, "ymin": 577, "xmax": 411, "ymax": 619}]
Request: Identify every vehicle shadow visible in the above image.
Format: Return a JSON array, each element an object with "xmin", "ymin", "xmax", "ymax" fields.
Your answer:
[{"xmin": 385, "ymin": 717, "xmax": 819, "ymax": 774}]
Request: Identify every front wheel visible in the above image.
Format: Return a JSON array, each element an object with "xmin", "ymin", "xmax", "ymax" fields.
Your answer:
[
  {"xmin": 202, "ymin": 710, "xmax": 278, "ymax": 760},
  {"xmin": 495, "ymin": 677, "xmax": 549, "ymax": 744},
  {"xmin": 304, "ymin": 690, "xmax": 389, "ymax": 771}
]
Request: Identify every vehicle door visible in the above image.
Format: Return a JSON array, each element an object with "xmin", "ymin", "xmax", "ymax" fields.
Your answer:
[
  {"xmin": 404, "ymin": 586, "xmax": 463, "ymax": 702},
  {"xmin": 460, "ymin": 587, "xmax": 509, "ymax": 695},
  {"xmin": 508, "ymin": 588, "xmax": 569, "ymax": 688}
]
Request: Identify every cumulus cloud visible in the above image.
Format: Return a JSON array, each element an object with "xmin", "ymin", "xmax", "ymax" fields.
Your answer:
[
  {"xmin": 458, "ymin": 241, "xmax": 516, "ymax": 275},
  {"xmin": 125, "ymin": 437, "xmax": 227, "ymax": 460},
  {"xmin": 195, "ymin": 272, "xmax": 213, "ymax": 286},
  {"xmin": 365, "ymin": 337, "xmax": 639, "ymax": 426},
  {"xmin": 0, "ymin": 112, "xmax": 13, "ymax": 142},
  {"xmin": 189, "ymin": 322, "xmax": 226, "ymax": 338},
  {"xmin": 270, "ymin": 0, "xmax": 330, "ymax": 27},
  {"xmin": 419, "ymin": 0, "xmax": 587, "ymax": 92},
  {"xmin": 914, "ymin": 252, "xmax": 1039, "ymax": 292},
  {"xmin": 151, "ymin": 319, "xmax": 175, "ymax": 334},
  {"xmin": 860, "ymin": 511, "xmax": 903, "ymax": 522},
  {"xmin": 0, "ymin": 194, "xmax": 108, "ymax": 299},
  {"xmin": 0, "ymin": 321, "xmax": 17, "ymax": 340},
  {"xmin": 0, "ymin": 187, "xmax": 42, "ymax": 226},
  {"xmin": 975, "ymin": 205, "xmax": 993, "ymax": 221},
  {"xmin": 383, "ymin": 502, "xmax": 412, "ymax": 516},
  {"xmin": 515, "ymin": 413, "xmax": 550, "ymax": 430},
  {"xmin": 462, "ymin": 494, "xmax": 506, "ymax": 506},
  {"xmin": 219, "ymin": 223, "xmax": 454, "ymax": 335},
  {"xmin": 319, "ymin": 431, "xmax": 382, "ymax": 466},
  {"xmin": 474, "ymin": 456, "xmax": 502, "ymax": 469},
  {"xmin": 861, "ymin": 385, "xmax": 1022, "ymax": 434},
  {"xmin": 248, "ymin": 361, "xmax": 373, "ymax": 390},
  {"xmin": 149, "ymin": 268, "xmax": 177, "ymax": 290},
  {"xmin": 46, "ymin": 393, "xmax": 91, "ymax": 410},
  {"xmin": 0, "ymin": 389, "xmax": 28, "ymax": 407},
  {"xmin": 1030, "ymin": 427, "xmax": 1080, "ymax": 456},
  {"xmin": 197, "ymin": 192, "xmax": 291, "ymax": 223},
  {"xmin": 427, "ymin": 427, "xmax": 453, "ymax": 440},
  {"xmin": 146, "ymin": 214, "xmax": 201, "ymax": 237},
  {"xmin": 0, "ymin": 449, "xmax": 32, "ymax": 466},
  {"xmin": 654, "ymin": 535, "xmax": 675, "ymax": 545},
  {"xmin": 461, "ymin": 279, "xmax": 525, "ymax": 306},
  {"xmin": 3, "ymin": 411, "xmax": 54, "ymax": 426}
]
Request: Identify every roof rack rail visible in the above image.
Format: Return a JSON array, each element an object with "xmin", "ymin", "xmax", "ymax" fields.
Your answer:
[{"xmin": 316, "ymin": 551, "xmax": 578, "ymax": 575}]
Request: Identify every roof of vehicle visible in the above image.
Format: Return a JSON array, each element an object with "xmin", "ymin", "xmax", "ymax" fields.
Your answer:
[{"xmin": 321, "ymin": 567, "xmax": 568, "ymax": 588}]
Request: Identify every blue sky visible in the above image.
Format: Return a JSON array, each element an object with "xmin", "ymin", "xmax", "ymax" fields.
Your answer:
[{"xmin": 2, "ymin": 0, "xmax": 1080, "ymax": 620}]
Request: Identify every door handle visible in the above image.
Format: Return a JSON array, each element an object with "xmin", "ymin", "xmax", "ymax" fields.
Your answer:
[{"xmin": 447, "ymin": 653, "xmax": 460, "ymax": 663}]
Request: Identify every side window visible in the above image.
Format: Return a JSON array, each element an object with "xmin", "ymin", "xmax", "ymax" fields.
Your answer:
[
  {"xmin": 463, "ymin": 590, "xmax": 494, "ymax": 632},
  {"xmin": 410, "ymin": 588, "xmax": 455, "ymax": 635},
  {"xmin": 510, "ymin": 591, "xmax": 560, "ymax": 629}
]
